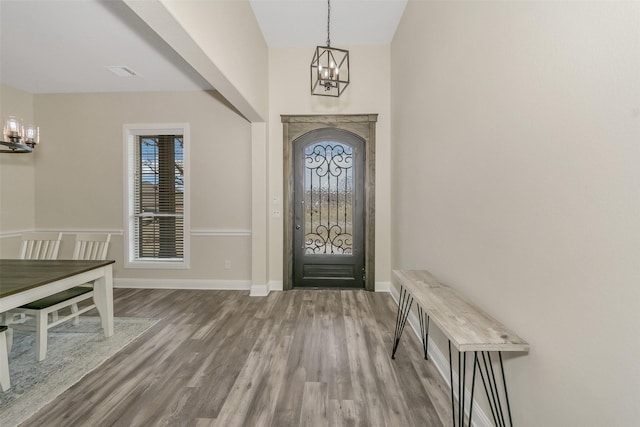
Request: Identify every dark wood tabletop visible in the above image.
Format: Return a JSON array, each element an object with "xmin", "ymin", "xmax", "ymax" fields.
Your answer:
[{"xmin": 0, "ymin": 259, "xmax": 115, "ymax": 298}]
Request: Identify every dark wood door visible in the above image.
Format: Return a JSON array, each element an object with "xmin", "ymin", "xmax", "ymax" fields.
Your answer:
[{"xmin": 293, "ymin": 128, "xmax": 365, "ymax": 288}]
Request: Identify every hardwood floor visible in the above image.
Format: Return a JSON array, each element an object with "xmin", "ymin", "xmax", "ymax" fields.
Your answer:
[{"xmin": 23, "ymin": 289, "xmax": 451, "ymax": 426}]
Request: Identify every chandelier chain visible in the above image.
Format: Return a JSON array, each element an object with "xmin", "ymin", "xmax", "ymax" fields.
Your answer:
[{"xmin": 326, "ymin": 0, "xmax": 331, "ymax": 47}]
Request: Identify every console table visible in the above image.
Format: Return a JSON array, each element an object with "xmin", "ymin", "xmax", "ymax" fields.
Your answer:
[{"xmin": 391, "ymin": 270, "xmax": 529, "ymax": 427}]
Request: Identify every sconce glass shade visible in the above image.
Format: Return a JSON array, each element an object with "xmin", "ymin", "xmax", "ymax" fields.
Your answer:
[
  {"xmin": 311, "ymin": 45, "xmax": 350, "ymax": 97},
  {"xmin": 24, "ymin": 124, "xmax": 39, "ymax": 145},
  {"xmin": 4, "ymin": 116, "xmax": 22, "ymax": 142}
]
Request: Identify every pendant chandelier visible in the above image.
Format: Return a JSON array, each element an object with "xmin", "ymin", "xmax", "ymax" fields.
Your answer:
[
  {"xmin": 1, "ymin": 116, "xmax": 40, "ymax": 153},
  {"xmin": 310, "ymin": 0, "xmax": 350, "ymax": 97}
]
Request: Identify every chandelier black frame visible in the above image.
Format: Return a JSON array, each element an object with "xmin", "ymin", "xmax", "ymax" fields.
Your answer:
[{"xmin": 310, "ymin": 0, "xmax": 350, "ymax": 97}]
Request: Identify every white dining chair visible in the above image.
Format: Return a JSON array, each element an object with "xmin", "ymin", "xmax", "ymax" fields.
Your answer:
[
  {"xmin": 19, "ymin": 232, "xmax": 62, "ymax": 260},
  {"xmin": 9, "ymin": 233, "xmax": 111, "ymax": 361},
  {"xmin": 67, "ymin": 233, "xmax": 112, "ymax": 325},
  {"xmin": 0, "ymin": 232, "xmax": 63, "ymax": 353},
  {"xmin": 0, "ymin": 325, "xmax": 10, "ymax": 392}
]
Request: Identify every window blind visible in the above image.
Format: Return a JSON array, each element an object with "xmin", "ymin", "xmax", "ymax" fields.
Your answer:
[{"xmin": 133, "ymin": 135, "xmax": 184, "ymax": 259}]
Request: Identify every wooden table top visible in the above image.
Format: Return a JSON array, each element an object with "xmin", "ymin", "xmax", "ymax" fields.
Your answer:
[
  {"xmin": 394, "ymin": 270, "xmax": 529, "ymax": 352},
  {"xmin": 0, "ymin": 259, "xmax": 115, "ymax": 298}
]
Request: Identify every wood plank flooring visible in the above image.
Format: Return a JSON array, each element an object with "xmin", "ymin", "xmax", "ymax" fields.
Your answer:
[{"xmin": 22, "ymin": 289, "xmax": 451, "ymax": 426}]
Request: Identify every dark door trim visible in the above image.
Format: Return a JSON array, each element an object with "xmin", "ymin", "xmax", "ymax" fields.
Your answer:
[{"xmin": 282, "ymin": 114, "xmax": 378, "ymax": 291}]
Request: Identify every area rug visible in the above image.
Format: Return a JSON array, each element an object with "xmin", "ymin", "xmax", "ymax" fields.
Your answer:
[{"xmin": 0, "ymin": 316, "xmax": 159, "ymax": 426}]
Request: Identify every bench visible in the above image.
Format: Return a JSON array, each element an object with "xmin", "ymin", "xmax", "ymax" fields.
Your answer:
[{"xmin": 390, "ymin": 270, "xmax": 529, "ymax": 427}]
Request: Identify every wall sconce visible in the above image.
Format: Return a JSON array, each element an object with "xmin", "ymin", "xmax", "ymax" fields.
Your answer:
[{"xmin": 1, "ymin": 116, "xmax": 39, "ymax": 153}]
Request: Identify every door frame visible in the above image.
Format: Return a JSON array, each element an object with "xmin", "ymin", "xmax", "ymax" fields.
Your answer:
[{"xmin": 282, "ymin": 114, "xmax": 377, "ymax": 291}]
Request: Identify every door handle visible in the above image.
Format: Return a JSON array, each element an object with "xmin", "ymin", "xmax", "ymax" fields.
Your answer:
[{"xmin": 296, "ymin": 225, "xmax": 301, "ymax": 230}]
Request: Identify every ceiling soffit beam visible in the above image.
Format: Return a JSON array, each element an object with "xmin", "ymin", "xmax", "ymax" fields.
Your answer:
[{"xmin": 123, "ymin": 0, "xmax": 264, "ymax": 123}]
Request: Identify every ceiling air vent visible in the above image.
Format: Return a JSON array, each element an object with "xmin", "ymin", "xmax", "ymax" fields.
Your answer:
[{"xmin": 107, "ymin": 66, "xmax": 139, "ymax": 77}]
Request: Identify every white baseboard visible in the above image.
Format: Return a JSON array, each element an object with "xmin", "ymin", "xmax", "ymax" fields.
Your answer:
[
  {"xmin": 388, "ymin": 285, "xmax": 492, "ymax": 427},
  {"xmin": 249, "ymin": 283, "xmax": 269, "ymax": 296},
  {"xmin": 268, "ymin": 280, "xmax": 283, "ymax": 291},
  {"xmin": 375, "ymin": 281, "xmax": 391, "ymax": 292},
  {"xmin": 114, "ymin": 278, "xmax": 251, "ymax": 291},
  {"xmin": 249, "ymin": 280, "xmax": 283, "ymax": 296}
]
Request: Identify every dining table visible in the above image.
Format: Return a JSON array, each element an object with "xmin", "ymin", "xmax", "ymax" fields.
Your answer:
[{"xmin": 0, "ymin": 259, "xmax": 115, "ymax": 336}]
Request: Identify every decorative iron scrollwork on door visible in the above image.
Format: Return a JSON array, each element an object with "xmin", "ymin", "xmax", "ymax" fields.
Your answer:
[{"xmin": 304, "ymin": 142, "xmax": 354, "ymax": 254}]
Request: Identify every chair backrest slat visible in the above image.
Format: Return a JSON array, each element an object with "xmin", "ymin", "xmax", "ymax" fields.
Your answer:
[
  {"xmin": 20, "ymin": 232, "xmax": 62, "ymax": 260},
  {"xmin": 72, "ymin": 233, "xmax": 111, "ymax": 261}
]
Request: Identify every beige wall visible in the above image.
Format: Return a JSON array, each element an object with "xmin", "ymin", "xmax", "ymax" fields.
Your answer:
[
  {"xmin": 32, "ymin": 90, "xmax": 252, "ymax": 282},
  {"xmin": 0, "ymin": 84, "xmax": 36, "ymax": 257},
  {"xmin": 267, "ymin": 45, "xmax": 392, "ymax": 289},
  {"xmin": 391, "ymin": 1, "xmax": 640, "ymax": 425}
]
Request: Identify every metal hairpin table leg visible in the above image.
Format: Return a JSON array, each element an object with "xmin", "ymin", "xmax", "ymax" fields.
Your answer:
[
  {"xmin": 418, "ymin": 305, "xmax": 430, "ymax": 360},
  {"xmin": 447, "ymin": 345, "xmax": 480, "ymax": 427},
  {"xmin": 391, "ymin": 285, "xmax": 413, "ymax": 359},
  {"xmin": 468, "ymin": 353, "xmax": 478, "ymax": 426},
  {"xmin": 449, "ymin": 342, "xmax": 455, "ymax": 427},
  {"xmin": 476, "ymin": 351, "xmax": 513, "ymax": 427}
]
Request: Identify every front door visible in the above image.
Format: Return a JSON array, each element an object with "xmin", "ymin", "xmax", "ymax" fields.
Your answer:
[{"xmin": 293, "ymin": 128, "xmax": 365, "ymax": 288}]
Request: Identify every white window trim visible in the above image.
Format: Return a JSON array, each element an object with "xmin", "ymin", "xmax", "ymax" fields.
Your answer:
[{"xmin": 123, "ymin": 123, "xmax": 190, "ymax": 269}]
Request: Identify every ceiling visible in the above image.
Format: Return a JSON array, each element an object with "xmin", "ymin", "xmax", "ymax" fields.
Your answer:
[
  {"xmin": 0, "ymin": 0, "xmax": 407, "ymax": 94},
  {"xmin": 250, "ymin": 0, "xmax": 407, "ymax": 47}
]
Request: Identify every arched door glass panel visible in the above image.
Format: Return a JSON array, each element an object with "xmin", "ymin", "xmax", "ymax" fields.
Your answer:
[{"xmin": 304, "ymin": 142, "xmax": 353, "ymax": 255}]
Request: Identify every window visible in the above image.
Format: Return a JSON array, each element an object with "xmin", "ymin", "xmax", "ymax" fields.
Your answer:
[{"xmin": 124, "ymin": 124, "xmax": 189, "ymax": 268}]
